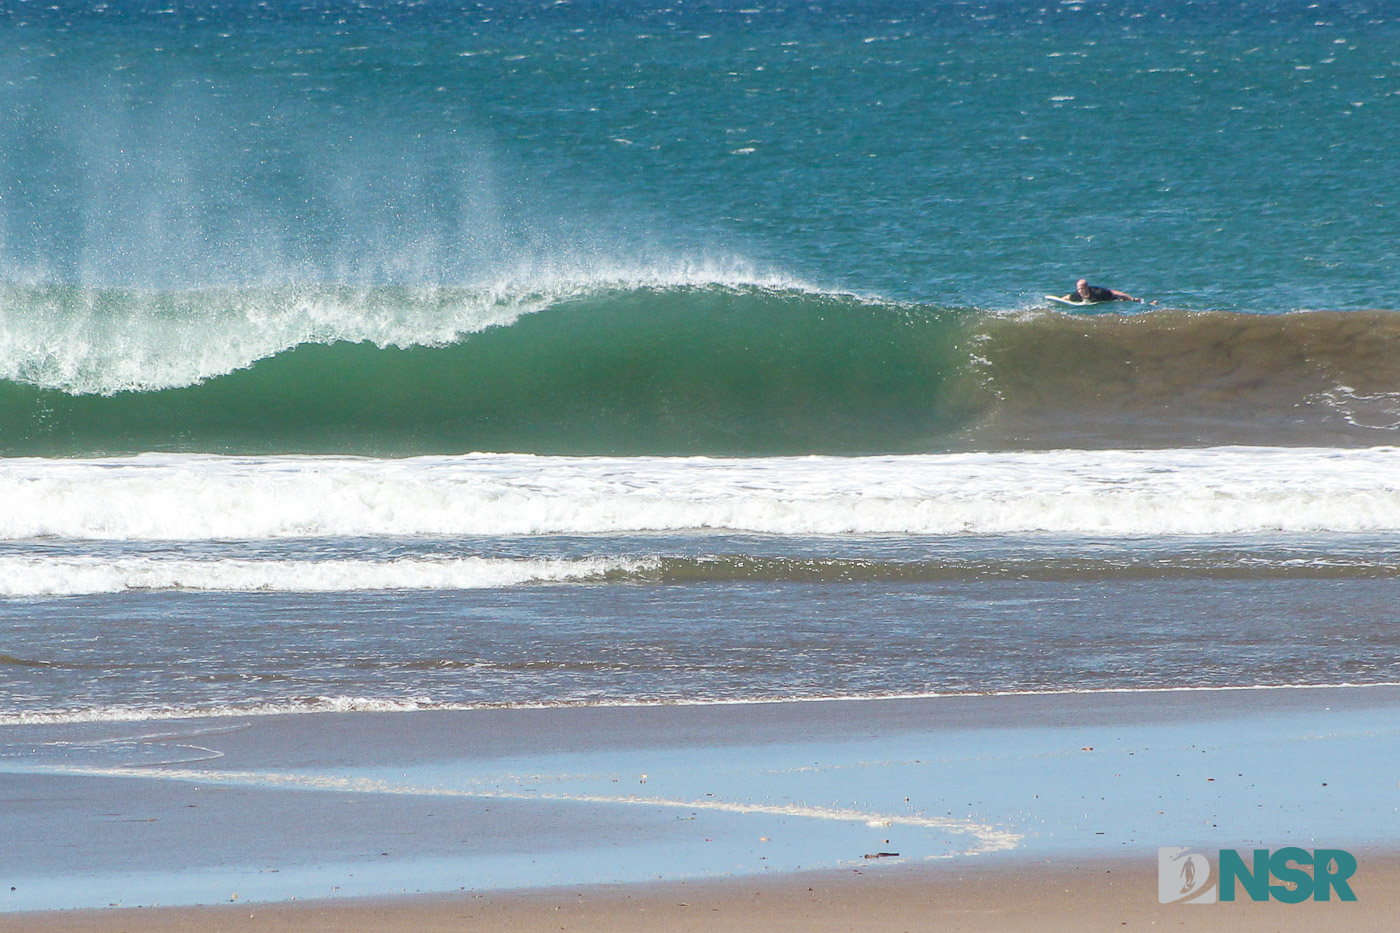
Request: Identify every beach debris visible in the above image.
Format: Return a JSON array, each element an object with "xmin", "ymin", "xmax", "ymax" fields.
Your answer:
[{"xmin": 863, "ymin": 852, "xmax": 900, "ymax": 859}]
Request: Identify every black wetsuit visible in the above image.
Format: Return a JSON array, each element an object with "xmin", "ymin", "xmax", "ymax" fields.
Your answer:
[{"xmin": 1070, "ymin": 284, "xmax": 1118, "ymax": 302}]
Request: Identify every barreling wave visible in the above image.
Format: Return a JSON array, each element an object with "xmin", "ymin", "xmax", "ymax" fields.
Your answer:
[
  {"xmin": 0, "ymin": 278, "xmax": 972, "ymax": 456},
  {"xmin": 3, "ymin": 278, "xmax": 1399, "ymax": 455}
]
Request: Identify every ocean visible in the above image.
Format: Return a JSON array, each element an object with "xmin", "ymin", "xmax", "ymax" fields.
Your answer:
[{"xmin": 3, "ymin": 0, "xmax": 1400, "ymax": 727}]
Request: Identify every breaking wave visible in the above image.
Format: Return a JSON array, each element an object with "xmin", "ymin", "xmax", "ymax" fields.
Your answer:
[{"xmin": 3, "ymin": 278, "xmax": 1399, "ymax": 456}]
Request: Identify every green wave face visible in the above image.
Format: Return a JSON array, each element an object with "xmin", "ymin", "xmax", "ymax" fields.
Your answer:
[
  {"xmin": 0, "ymin": 285, "xmax": 977, "ymax": 457},
  {"xmin": 8, "ymin": 282, "xmax": 1400, "ymax": 457}
]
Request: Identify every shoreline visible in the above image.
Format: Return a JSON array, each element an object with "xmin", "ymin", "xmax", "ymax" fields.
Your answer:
[
  {"xmin": 10, "ymin": 677, "xmax": 1400, "ymax": 728},
  {"xmin": 4, "ymin": 686, "xmax": 1399, "ymax": 924}
]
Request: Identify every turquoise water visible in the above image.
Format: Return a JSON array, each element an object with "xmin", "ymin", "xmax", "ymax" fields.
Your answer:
[
  {"xmin": 4, "ymin": 1, "xmax": 1398, "ymax": 307},
  {"xmin": 3, "ymin": 7, "xmax": 1399, "ymax": 315},
  {"xmin": 3, "ymin": 1, "xmax": 1399, "ymax": 454},
  {"xmin": 2, "ymin": 0, "xmax": 1400, "ymax": 714}
]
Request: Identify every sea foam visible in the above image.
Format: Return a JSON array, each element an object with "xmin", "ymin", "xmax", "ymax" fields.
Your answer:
[
  {"xmin": 3, "ymin": 446, "xmax": 1398, "ymax": 540},
  {"xmin": 0, "ymin": 555, "xmax": 640, "ymax": 597}
]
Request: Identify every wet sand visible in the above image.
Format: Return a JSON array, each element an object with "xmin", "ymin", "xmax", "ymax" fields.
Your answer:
[
  {"xmin": 6, "ymin": 855, "xmax": 1399, "ymax": 933},
  {"xmin": 3, "ymin": 687, "xmax": 1399, "ymax": 927}
]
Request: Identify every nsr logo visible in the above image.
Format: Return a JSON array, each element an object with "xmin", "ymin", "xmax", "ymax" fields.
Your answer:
[{"xmin": 1159, "ymin": 847, "xmax": 1357, "ymax": 904}]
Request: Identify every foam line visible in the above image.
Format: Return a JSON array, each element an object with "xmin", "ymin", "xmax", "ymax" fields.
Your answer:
[
  {"xmin": 7, "ymin": 681, "xmax": 1400, "ymax": 726},
  {"xmin": 25, "ymin": 763, "xmax": 1022, "ymax": 856},
  {"xmin": 0, "ymin": 555, "xmax": 641, "ymax": 596}
]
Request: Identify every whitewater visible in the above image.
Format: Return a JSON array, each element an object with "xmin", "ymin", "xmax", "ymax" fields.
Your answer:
[{"xmin": 4, "ymin": 447, "xmax": 1400, "ymax": 542}]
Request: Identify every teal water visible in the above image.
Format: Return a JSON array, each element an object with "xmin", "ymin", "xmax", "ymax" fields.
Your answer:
[
  {"xmin": 4, "ymin": 1, "xmax": 1400, "ymax": 454},
  {"xmin": 3, "ymin": 1, "xmax": 1398, "ymax": 308}
]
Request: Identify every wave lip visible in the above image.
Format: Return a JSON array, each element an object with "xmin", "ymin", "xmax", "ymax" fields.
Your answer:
[
  {"xmin": 0, "ymin": 267, "xmax": 825, "ymax": 395},
  {"xmin": 4, "ymin": 446, "xmax": 1399, "ymax": 540}
]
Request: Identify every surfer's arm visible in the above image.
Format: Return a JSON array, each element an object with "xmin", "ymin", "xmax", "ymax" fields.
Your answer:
[{"xmin": 1107, "ymin": 289, "xmax": 1143, "ymax": 302}]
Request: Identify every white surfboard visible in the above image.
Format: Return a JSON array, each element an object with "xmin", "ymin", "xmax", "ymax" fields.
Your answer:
[{"xmin": 1045, "ymin": 294, "xmax": 1106, "ymax": 307}]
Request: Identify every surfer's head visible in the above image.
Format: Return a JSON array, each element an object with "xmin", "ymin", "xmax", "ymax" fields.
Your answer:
[{"xmin": 1076, "ymin": 278, "xmax": 1090, "ymax": 297}]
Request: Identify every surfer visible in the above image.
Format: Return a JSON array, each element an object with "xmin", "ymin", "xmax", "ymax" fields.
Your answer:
[{"xmin": 1061, "ymin": 279, "xmax": 1151, "ymax": 304}]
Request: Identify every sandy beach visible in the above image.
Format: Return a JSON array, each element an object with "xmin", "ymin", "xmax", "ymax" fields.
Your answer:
[
  {"xmin": 4, "ymin": 686, "xmax": 1398, "ymax": 930},
  {"xmin": 7, "ymin": 854, "xmax": 1400, "ymax": 933}
]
